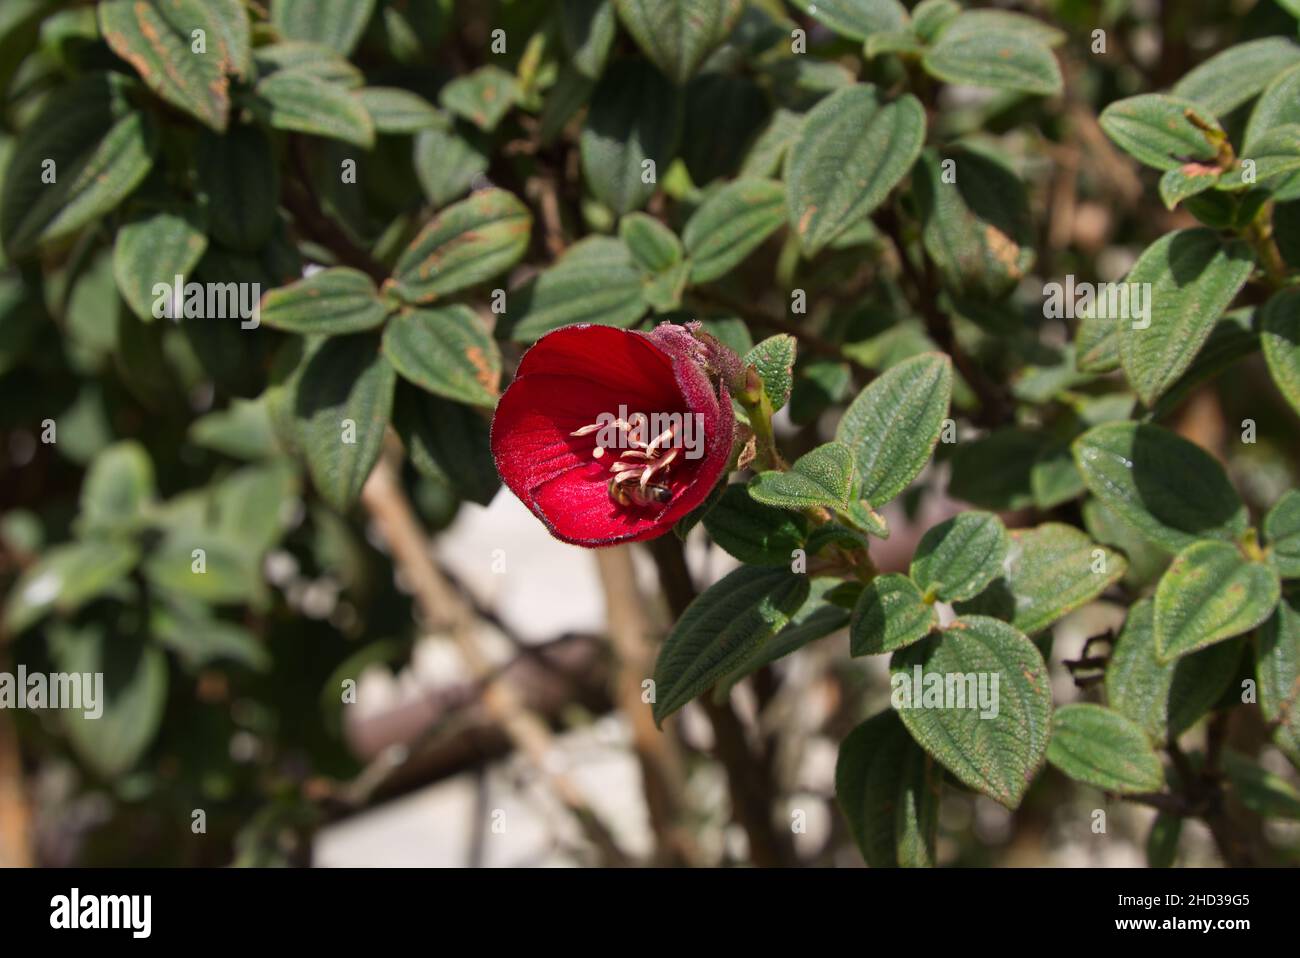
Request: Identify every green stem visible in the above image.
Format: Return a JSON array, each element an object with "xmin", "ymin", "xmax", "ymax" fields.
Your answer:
[
  {"xmin": 740, "ymin": 389, "xmax": 787, "ymax": 472},
  {"xmin": 1243, "ymin": 204, "xmax": 1289, "ymax": 292}
]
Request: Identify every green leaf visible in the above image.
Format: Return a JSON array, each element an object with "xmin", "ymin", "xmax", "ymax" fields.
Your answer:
[
  {"xmin": 580, "ymin": 59, "xmax": 681, "ymax": 214},
  {"xmin": 789, "ymin": 0, "xmax": 908, "ymax": 41},
  {"xmin": 702, "ymin": 484, "xmax": 808, "ymax": 566},
  {"xmin": 682, "ymin": 178, "xmax": 785, "ymax": 283},
  {"xmin": 253, "ymin": 39, "xmax": 364, "ymax": 87},
  {"xmin": 539, "ymin": 65, "xmax": 596, "ymax": 145},
  {"xmin": 748, "ymin": 441, "xmax": 854, "ymax": 510},
  {"xmin": 439, "ymin": 65, "xmax": 518, "ymax": 132},
  {"xmin": 674, "ymin": 480, "xmax": 726, "ymax": 541},
  {"xmin": 1117, "ymin": 229, "xmax": 1253, "ymax": 407},
  {"xmin": 612, "ymin": 0, "xmax": 744, "ymax": 86},
  {"xmin": 652, "ymin": 567, "xmax": 809, "ymax": 725},
  {"xmin": 1171, "ymin": 37, "xmax": 1300, "ymax": 117},
  {"xmin": 1158, "ymin": 165, "xmax": 1219, "ymax": 210},
  {"xmin": 207, "ymin": 0, "xmax": 252, "ymax": 80},
  {"xmin": 922, "ymin": 24, "xmax": 1062, "ymax": 96},
  {"xmin": 99, "ymin": 0, "xmax": 233, "ymax": 131},
  {"xmin": 560, "ymin": 0, "xmax": 617, "ymax": 79},
  {"xmin": 1220, "ymin": 124, "xmax": 1300, "ymax": 190},
  {"xmin": 1265, "ymin": 490, "xmax": 1300, "ymax": 579},
  {"xmin": 261, "ymin": 267, "xmax": 390, "ymax": 335},
  {"xmin": 112, "ymin": 208, "xmax": 208, "ymax": 323},
  {"xmin": 680, "ymin": 73, "xmax": 769, "ymax": 186},
  {"xmin": 354, "ymin": 87, "xmax": 443, "ymax": 133},
  {"xmin": 254, "ymin": 70, "xmax": 376, "ymax": 148},
  {"xmin": 740, "ymin": 108, "xmax": 803, "ymax": 179},
  {"xmin": 716, "ymin": 582, "xmax": 850, "ymax": 697},
  {"xmin": 1075, "ymin": 309, "xmax": 1121, "ymax": 374},
  {"xmin": 142, "ymin": 533, "xmax": 259, "ymax": 607},
  {"xmin": 289, "ymin": 336, "xmax": 396, "ymax": 511},
  {"xmin": 1154, "ymin": 540, "xmax": 1281, "ymax": 662},
  {"xmin": 955, "ymin": 523, "xmax": 1125, "ymax": 635},
  {"xmin": 393, "ymin": 385, "xmax": 499, "ymax": 506},
  {"xmin": 642, "ymin": 261, "xmax": 690, "ymax": 311},
  {"xmin": 946, "ymin": 428, "xmax": 1041, "ymax": 511},
  {"xmin": 413, "ymin": 123, "xmax": 489, "ymax": 209},
  {"xmin": 382, "ymin": 305, "xmax": 499, "ymax": 407},
  {"xmin": 197, "ymin": 124, "xmax": 279, "ymax": 251},
  {"xmin": 744, "ymin": 334, "xmax": 797, "ymax": 411},
  {"xmin": 911, "ymin": 0, "xmax": 960, "ymax": 42},
  {"xmin": 1147, "ymin": 813, "xmax": 1182, "ymax": 868},
  {"xmin": 891, "ymin": 616, "xmax": 1052, "ymax": 809},
  {"xmin": 51, "ymin": 622, "xmax": 167, "ymax": 779},
  {"xmin": 1047, "ymin": 703, "xmax": 1165, "ymax": 794},
  {"xmin": 934, "ymin": 9, "xmax": 1065, "ymax": 46},
  {"xmin": 619, "ymin": 212, "xmax": 682, "ymax": 273},
  {"xmin": 1098, "ymin": 95, "xmax": 1223, "ymax": 172},
  {"xmin": 1245, "ymin": 64, "xmax": 1300, "ymax": 201},
  {"xmin": 1072, "ymin": 421, "xmax": 1248, "ymax": 553},
  {"xmin": 506, "ymin": 236, "xmax": 647, "ymax": 341},
  {"xmin": 3, "ymin": 540, "xmax": 141, "ymax": 635},
  {"xmin": 152, "ymin": 600, "xmax": 270, "ymax": 672},
  {"xmin": 271, "ymin": 0, "xmax": 375, "ymax": 56},
  {"xmin": 1257, "ymin": 588, "xmax": 1300, "ymax": 765},
  {"xmin": 1147, "ymin": 310, "xmax": 1261, "ymax": 420},
  {"xmin": 1222, "ymin": 749, "xmax": 1300, "ymax": 819},
  {"xmin": 850, "ymin": 573, "xmax": 936, "ymax": 655},
  {"xmin": 836, "ymin": 710, "xmax": 941, "ymax": 868},
  {"xmin": 1, "ymin": 75, "xmax": 157, "ymax": 257},
  {"xmin": 77, "ymin": 440, "xmax": 155, "ymax": 537},
  {"xmin": 390, "ymin": 188, "xmax": 532, "ymax": 304},
  {"xmin": 1030, "ymin": 441, "xmax": 1085, "ymax": 510},
  {"xmin": 785, "ymin": 84, "xmax": 925, "ymax": 254},
  {"xmin": 189, "ymin": 397, "xmax": 281, "ymax": 460},
  {"xmin": 1106, "ymin": 598, "xmax": 1241, "ymax": 742},
  {"xmin": 211, "ymin": 460, "xmax": 299, "ymax": 555},
  {"xmin": 1083, "ymin": 497, "xmax": 1168, "ymax": 591},
  {"xmin": 1261, "ymin": 287, "xmax": 1300, "ymax": 419},
  {"xmin": 910, "ymin": 511, "xmax": 1009, "ymax": 603},
  {"xmin": 913, "ymin": 147, "xmax": 1034, "ymax": 301},
  {"xmin": 835, "ymin": 352, "xmax": 952, "ymax": 510}
]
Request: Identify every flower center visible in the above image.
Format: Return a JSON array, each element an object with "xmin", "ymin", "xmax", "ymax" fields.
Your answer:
[{"xmin": 570, "ymin": 412, "xmax": 681, "ymax": 508}]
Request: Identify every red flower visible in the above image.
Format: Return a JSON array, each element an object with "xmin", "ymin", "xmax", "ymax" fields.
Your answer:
[{"xmin": 491, "ymin": 324, "xmax": 736, "ymax": 546}]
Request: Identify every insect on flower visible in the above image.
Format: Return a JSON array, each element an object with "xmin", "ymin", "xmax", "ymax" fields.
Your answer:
[{"xmin": 491, "ymin": 323, "xmax": 737, "ymax": 546}]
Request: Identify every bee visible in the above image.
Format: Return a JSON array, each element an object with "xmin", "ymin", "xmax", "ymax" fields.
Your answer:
[{"xmin": 608, "ymin": 477, "xmax": 674, "ymax": 508}]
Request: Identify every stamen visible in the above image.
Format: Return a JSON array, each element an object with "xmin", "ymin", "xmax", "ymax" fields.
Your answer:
[
  {"xmin": 645, "ymin": 426, "xmax": 675, "ymax": 456},
  {"xmin": 570, "ymin": 410, "xmax": 683, "ymax": 507},
  {"xmin": 638, "ymin": 449, "xmax": 673, "ymax": 489}
]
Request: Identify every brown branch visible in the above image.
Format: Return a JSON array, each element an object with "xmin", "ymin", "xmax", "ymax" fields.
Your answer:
[
  {"xmin": 282, "ymin": 137, "xmax": 389, "ymax": 283},
  {"xmin": 874, "ymin": 207, "xmax": 1011, "ymax": 428},
  {"xmin": 594, "ymin": 546, "xmax": 702, "ymax": 866},
  {"xmin": 360, "ymin": 449, "xmax": 631, "ymax": 866},
  {"xmin": 686, "ymin": 288, "xmax": 865, "ymax": 368},
  {"xmin": 0, "ymin": 683, "xmax": 31, "ymax": 867},
  {"xmin": 646, "ymin": 536, "xmax": 797, "ymax": 867}
]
